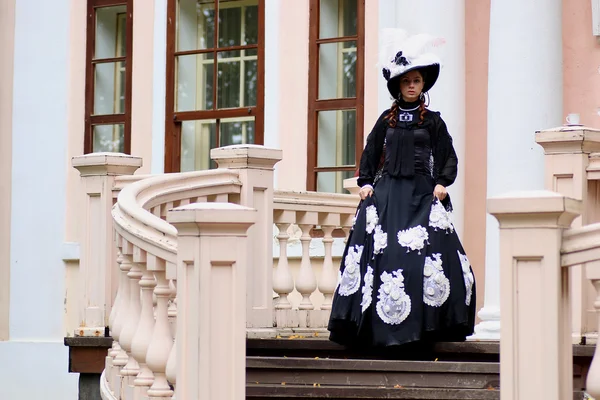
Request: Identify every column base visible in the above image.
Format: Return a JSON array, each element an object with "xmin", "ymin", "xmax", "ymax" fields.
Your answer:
[{"xmin": 470, "ymin": 306, "xmax": 501, "ymax": 340}]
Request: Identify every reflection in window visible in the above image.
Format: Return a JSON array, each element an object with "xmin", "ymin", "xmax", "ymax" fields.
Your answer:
[
  {"xmin": 85, "ymin": 1, "xmax": 131, "ymax": 155},
  {"xmin": 169, "ymin": 0, "xmax": 262, "ymax": 172},
  {"xmin": 308, "ymin": 0, "xmax": 363, "ymax": 193}
]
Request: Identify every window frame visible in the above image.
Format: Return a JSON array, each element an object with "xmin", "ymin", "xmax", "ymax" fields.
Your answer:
[
  {"xmin": 164, "ymin": 0, "xmax": 265, "ymax": 173},
  {"xmin": 84, "ymin": 0, "xmax": 134, "ymax": 155},
  {"xmin": 306, "ymin": 0, "xmax": 365, "ymax": 192}
]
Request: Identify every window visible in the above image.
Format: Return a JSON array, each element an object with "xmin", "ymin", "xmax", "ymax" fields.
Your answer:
[
  {"xmin": 307, "ymin": 0, "xmax": 364, "ymax": 193},
  {"xmin": 84, "ymin": 0, "xmax": 133, "ymax": 154},
  {"xmin": 165, "ymin": 0, "xmax": 265, "ymax": 172}
]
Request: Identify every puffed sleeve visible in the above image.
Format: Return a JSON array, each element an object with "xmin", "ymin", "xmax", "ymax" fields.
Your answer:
[
  {"xmin": 357, "ymin": 110, "xmax": 390, "ymax": 188},
  {"xmin": 434, "ymin": 115, "xmax": 458, "ymax": 187}
]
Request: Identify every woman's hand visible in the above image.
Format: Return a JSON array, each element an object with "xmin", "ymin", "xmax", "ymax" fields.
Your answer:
[
  {"xmin": 359, "ymin": 185, "xmax": 374, "ymax": 200},
  {"xmin": 433, "ymin": 184, "xmax": 447, "ymax": 201}
]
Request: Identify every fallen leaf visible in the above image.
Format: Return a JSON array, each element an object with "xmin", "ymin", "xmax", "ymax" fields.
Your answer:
[
  {"xmin": 314, "ymin": 357, "xmax": 320, "ymax": 360},
  {"xmin": 276, "ymin": 335, "xmax": 282, "ymax": 339},
  {"xmin": 314, "ymin": 332, "xmax": 319, "ymax": 337},
  {"xmin": 393, "ymin": 385, "xmax": 404, "ymax": 389},
  {"xmin": 281, "ymin": 382, "xmax": 286, "ymax": 386},
  {"xmin": 434, "ymin": 358, "xmax": 438, "ymax": 362}
]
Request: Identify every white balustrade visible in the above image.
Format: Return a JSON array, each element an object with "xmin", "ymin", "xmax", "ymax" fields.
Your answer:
[
  {"xmin": 146, "ymin": 271, "xmax": 174, "ymax": 398},
  {"xmin": 131, "ymin": 249, "xmax": 156, "ymax": 393},
  {"xmin": 273, "ymin": 219, "xmax": 294, "ymax": 310},
  {"xmin": 120, "ymin": 258, "xmax": 142, "ymax": 381},
  {"xmin": 297, "ymin": 220, "xmax": 318, "ymax": 311},
  {"xmin": 271, "ymin": 190, "xmax": 358, "ymax": 329},
  {"xmin": 318, "ymin": 223, "xmax": 337, "ymax": 310}
]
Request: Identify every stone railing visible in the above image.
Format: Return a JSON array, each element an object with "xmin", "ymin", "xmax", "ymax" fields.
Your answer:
[
  {"xmin": 536, "ymin": 126, "xmax": 600, "ymax": 343},
  {"xmin": 488, "ymin": 190, "xmax": 600, "ymax": 399},
  {"xmin": 271, "ymin": 190, "xmax": 358, "ymax": 331},
  {"xmin": 71, "ymin": 145, "xmax": 367, "ymax": 399}
]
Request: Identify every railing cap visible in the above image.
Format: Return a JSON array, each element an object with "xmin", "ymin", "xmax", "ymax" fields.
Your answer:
[
  {"xmin": 535, "ymin": 125, "xmax": 600, "ymax": 154},
  {"xmin": 211, "ymin": 145, "xmax": 282, "ymax": 170},
  {"xmin": 167, "ymin": 203, "xmax": 256, "ymax": 235},
  {"xmin": 487, "ymin": 190, "xmax": 581, "ymax": 229},
  {"xmin": 72, "ymin": 152, "xmax": 143, "ymax": 177}
]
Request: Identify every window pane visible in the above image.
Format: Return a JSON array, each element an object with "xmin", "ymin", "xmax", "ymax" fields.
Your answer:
[
  {"xmin": 177, "ymin": 0, "xmax": 215, "ymax": 51},
  {"xmin": 217, "ymin": 0, "xmax": 259, "ymax": 47},
  {"xmin": 176, "ymin": 53, "xmax": 214, "ymax": 112},
  {"xmin": 318, "ymin": 41, "xmax": 356, "ymax": 99},
  {"xmin": 218, "ymin": 6, "xmax": 241, "ymax": 47},
  {"xmin": 94, "ymin": 61, "xmax": 126, "ymax": 115},
  {"xmin": 93, "ymin": 124, "xmax": 125, "ymax": 153},
  {"xmin": 180, "ymin": 119, "xmax": 217, "ymax": 171},
  {"xmin": 244, "ymin": 5, "xmax": 259, "ymax": 45},
  {"xmin": 215, "ymin": 48, "xmax": 259, "ymax": 108},
  {"xmin": 319, "ymin": 0, "xmax": 357, "ymax": 39},
  {"xmin": 317, "ymin": 170, "xmax": 355, "ymax": 194},
  {"xmin": 220, "ymin": 117, "xmax": 255, "ymax": 146},
  {"xmin": 95, "ymin": 6, "xmax": 127, "ymax": 59},
  {"xmin": 317, "ymin": 109, "xmax": 356, "ymax": 167}
]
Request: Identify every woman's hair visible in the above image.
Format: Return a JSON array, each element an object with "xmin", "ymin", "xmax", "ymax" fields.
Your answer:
[{"xmin": 384, "ymin": 69, "xmax": 429, "ymax": 127}]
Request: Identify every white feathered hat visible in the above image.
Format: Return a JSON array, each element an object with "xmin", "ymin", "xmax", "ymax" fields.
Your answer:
[{"xmin": 379, "ymin": 29, "xmax": 445, "ymax": 99}]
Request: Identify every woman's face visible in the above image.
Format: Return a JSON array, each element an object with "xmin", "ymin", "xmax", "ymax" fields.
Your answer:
[{"xmin": 399, "ymin": 70, "xmax": 424, "ymax": 102}]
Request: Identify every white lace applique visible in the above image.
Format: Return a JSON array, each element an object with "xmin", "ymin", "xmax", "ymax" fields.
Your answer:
[
  {"xmin": 351, "ymin": 209, "xmax": 359, "ymax": 230},
  {"xmin": 429, "ymin": 200, "xmax": 454, "ymax": 233},
  {"xmin": 365, "ymin": 205, "xmax": 379, "ymax": 234},
  {"xmin": 423, "ymin": 253, "xmax": 450, "ymax": 307},
  {"xmin": 373, "ymin": 225, "xmax": 387, "ymax": 255},
  {"xmin": 397, "ymin": 225, "xmax": 429, "ymax": 254},
  {"xmin": 338, "ymin": 245, "xmax": 364, "ymax": 296},
  {"xmin": 376, "ymin": 269, "xmax": 412, "ymax": 325},
  {"xmin": 360, "ymin": 266, "xmax": 374, "ymax": 313},
  {"xmin": 457, "ymin": 250, "xmax": 474, "ymax": 306}
]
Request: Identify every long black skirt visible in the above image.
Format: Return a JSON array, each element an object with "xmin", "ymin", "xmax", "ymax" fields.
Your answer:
[{"xmin": 328, "ymin": 173, "xmax": 476, "ymax": 347}]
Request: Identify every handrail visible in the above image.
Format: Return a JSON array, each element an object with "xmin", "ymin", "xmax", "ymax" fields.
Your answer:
[
  {"xmin": 561, "ymin": 222, "xmax": 600, "ymax": 267},
  {"xmin": 112, "ymin": 169, "xmax": 242, "ymax": 258}
]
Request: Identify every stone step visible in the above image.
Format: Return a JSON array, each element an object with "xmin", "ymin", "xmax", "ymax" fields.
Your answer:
[
  {"xmin": 247, "ymin": 384, "xmax": 585, "ymax": 399},
  {"xmin": 246, "ymin": 356, "xmax": 499, "ymax": 389},
  {"xmin": 246, "ymin": 384, "xmax": 501, "ymax": 399}
]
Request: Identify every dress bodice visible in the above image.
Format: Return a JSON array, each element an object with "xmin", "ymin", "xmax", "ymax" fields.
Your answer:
[{"xmin": 383, "ymin": 105, "xmax": 433, "ymax": 178}]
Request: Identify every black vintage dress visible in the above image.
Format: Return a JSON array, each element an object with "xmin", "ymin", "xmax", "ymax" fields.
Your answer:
[{"xmin": 328, "ymin": 101, "xmax": 476, "ymax": 347}]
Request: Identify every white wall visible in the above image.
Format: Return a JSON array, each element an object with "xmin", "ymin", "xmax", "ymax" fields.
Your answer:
[
  {"xmin": 151, "ymin": 0, "xmax": 168, "ymax": 174},
  {"xmin": 0, "ymin": 0, "xmax": 78, "ymax": 398}
]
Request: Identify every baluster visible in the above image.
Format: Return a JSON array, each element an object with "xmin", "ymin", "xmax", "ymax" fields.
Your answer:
[
  {"xmin": 273, "ymin": 222, "xmax": 294, "ymax": 310},
  {"xmin": 108, "ymin": 252, "xmax": 125, "ymax": 360},
  {"xmin": 586, "ymin": 262, "xmax": 600, "ymax": 398},
  {"xmin": 168, "ymin": 280, "xmax": 177, "ymax": 337},
  {"xmin": 318, "ymin": 225, "xmax": 337, "ymax": 310},
  {"xmin": 112, "ymin": 253, "xmax": 132, "ymax": 391},
  {"xmin": 119, "ymin": 258, "xmax": 143, "ymax": 379},
  {"xmin": 166, "ymin": 292, "xmax": 177, "ymax": 399},
  {"xmin": 131, "ymin": 251, "xmax": 156, "ymax": 393},
  {"xmin": 296, "ymin": 222, "xmax": 317, "ymax": 310},
  {"xmin": 146, "ymin": 271, "xmax": 174, "ymax": 398}
]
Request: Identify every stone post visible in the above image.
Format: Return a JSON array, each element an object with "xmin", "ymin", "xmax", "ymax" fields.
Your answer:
[
  {"xmin": 210, "ymin": 145, "xmax": 282, "ymax": 331},
  {"xmin": 487, "ymin": 190, "xmax": 581, "ymax": 400},
  {"xmin": 72, "ymin": 153, "xmax": 142, "ymax": 336},
  {"xmin": 168, "ymin": 203, "xmax": 256, "ymax": 400}
]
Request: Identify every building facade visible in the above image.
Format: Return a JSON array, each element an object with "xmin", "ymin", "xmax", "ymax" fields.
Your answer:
[{"xmin": 1, "ymin": 0, "xmax": 600, "ymax": 398}]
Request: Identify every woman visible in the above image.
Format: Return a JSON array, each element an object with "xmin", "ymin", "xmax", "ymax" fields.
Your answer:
[{"xmin": 328, "ymin": 31, "xmax": 476, "ymax": 348}]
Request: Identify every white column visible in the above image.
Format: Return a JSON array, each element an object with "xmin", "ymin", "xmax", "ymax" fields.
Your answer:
[
  {"xmin": 378, "ymin": 0, "xmax": 466, "ymax": 235},
  {"xmin": 473, "ymin": 0, "xmax": 563, "ymax": 339}
]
